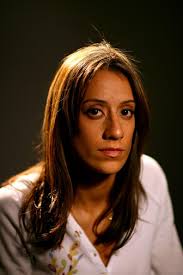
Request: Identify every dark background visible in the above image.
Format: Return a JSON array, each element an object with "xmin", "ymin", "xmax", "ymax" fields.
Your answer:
[{"xmin": 0, "ymin": 1, "xmax": 182, "ymax": 244}]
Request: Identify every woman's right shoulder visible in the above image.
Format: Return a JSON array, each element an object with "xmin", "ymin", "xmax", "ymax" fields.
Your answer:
[{"xmin": 0, "ymin": 172, "xmax": 40, "ymax": 208}]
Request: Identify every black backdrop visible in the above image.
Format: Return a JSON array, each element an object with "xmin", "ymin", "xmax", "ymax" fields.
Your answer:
[{"xmin": 0, "ymin": 1, "xmax": 182, "ymax": 244}]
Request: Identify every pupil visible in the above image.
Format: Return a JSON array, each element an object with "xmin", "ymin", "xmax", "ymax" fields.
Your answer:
[
  {"xmin": 92, "ymin": 109, "xmax": 98, "ymax": 114},
  {"xmin": 122, "ymin": 110, "xmax": 128, "ymax": 115}
]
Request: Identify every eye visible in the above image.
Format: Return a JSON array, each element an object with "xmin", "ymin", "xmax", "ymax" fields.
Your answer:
[
  {"xmin": 121, "ymin": 108, "xmax": 134, "ymax": 118},
  {"xmin": 86, "ymin": 108, "xmax": 103, "ymax": 118}
]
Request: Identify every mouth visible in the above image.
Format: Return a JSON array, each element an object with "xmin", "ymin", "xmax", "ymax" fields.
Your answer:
[{"xmin": 98, "ymin": 148, "xmax": 124, "ymax": 158}]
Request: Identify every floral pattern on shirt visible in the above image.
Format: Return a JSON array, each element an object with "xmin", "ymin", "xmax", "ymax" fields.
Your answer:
[{"xmin": 48, "ymin": 230, "xmax": 83, "ymax": 275}]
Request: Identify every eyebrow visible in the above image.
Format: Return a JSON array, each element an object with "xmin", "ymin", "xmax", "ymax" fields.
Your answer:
[{"xmin": 82, "ymin": 98, "xmax": 136, "ymax": 105}]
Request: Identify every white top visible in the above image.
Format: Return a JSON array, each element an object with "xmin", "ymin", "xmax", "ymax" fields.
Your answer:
[{"xmin": 0, "ymin": 155, "xmax": 182, "ymax": 275}]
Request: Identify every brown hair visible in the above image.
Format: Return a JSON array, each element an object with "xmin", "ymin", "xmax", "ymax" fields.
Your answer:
[{"xmin": 20, "ymin": 41, "xmax": 149, "ymax": 251}]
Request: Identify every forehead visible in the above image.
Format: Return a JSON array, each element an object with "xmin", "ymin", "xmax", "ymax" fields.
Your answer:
[{"xmin": 84, "ymin": 69, "xmax": 134, "ymax": 102}]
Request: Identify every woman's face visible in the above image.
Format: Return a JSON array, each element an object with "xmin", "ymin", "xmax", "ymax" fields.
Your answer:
[{"xmin": 72, "ymin": 69, "xmax": 135, "ymax": 175}]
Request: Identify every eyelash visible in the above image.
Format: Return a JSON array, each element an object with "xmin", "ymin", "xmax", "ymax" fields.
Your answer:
[{"xmin": 86, "ymin": 108, "xmax": 135, "ymax": 119}]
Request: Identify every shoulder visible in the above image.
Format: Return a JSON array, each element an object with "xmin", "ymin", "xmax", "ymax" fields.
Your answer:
[
  {"xmin": 140, "ymin": 154, "xmax": 168, "ymax": 205},
  {"xmin": 140, "ymin": 154, "xmax": 167, "ymax": 182},
  {"xmin": 0, "ymin": 172, "xmax": 39, "ymax": 212}
]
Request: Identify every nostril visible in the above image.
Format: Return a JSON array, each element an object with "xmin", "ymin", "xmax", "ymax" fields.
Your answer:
[{"xmin": 102, "ymin": 125, "xmax": 124, "ymax": 140}]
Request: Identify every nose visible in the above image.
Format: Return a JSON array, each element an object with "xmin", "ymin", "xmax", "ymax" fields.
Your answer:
[{"xmin": 102, "ymin": 113, "xmax": 124, "ymax": 140}]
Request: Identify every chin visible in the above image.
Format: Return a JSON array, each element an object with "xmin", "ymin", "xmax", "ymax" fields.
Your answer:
[{"xmin": 91, "ymin": 162, "xmax": 125, "ymax": 175}]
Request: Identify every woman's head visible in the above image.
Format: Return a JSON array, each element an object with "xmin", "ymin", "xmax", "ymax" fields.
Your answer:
[
  {"xmin": 72, "ymin": 69, "xmax": 136, "ymax": 177},
  {"xmin": 42, "ymin": 41, "xmax": 149, "ymax": 181}
]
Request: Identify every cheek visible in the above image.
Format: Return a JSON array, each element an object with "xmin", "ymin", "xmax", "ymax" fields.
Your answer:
[
  {"xmin": 127, "ymin": 123, "xmax": 135, "ymax": 134},
  {"xmin": 72, "ymin": 128, "xmax": 98, "ymax": 155},
  {"xmin": 77, "ymin": 119, "xmax": 101, "ymax": 145},
  {"xmin": 125, "ymin": 123, "xmax": 135, "ymax": 146}
]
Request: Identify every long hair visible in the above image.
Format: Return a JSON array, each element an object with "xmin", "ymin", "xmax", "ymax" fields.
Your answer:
[{"xmin": 20, "ymin": 41, "xmax": 150, "ymax": 250}]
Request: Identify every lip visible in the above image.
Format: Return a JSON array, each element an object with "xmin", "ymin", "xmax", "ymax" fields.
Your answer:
[{"xmin": 99, "ymin": 148, "xmax": 124, "ymax": 158}]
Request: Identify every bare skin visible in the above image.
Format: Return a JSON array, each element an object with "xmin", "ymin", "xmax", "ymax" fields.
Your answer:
[
  {"xmin": 71, "ymin": 175, "xmax": 115, "ymax": 266},
  {"xmin": 71, "ymin": 69, "xmax": 135, "ymax": 266}
]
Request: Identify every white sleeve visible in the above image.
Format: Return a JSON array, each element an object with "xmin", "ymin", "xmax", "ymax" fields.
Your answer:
[
  {"xmin": 0, "ymin": 185, "xmax": 32, "ymax": 274},
  {"xmin": 149, "ymin": 159, "xmax": 183, "ymax": 275}
]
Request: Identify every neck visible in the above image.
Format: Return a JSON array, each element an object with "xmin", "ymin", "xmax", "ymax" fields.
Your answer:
[{"xmin": 72, "ymin": 170, "xmax": 116, "ymax": 212}]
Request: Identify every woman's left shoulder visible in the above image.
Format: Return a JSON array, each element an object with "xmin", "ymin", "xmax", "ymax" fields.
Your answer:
[
  {"xmin": 140, "ymin": 154, "xmax": 166, "ymax": 178},
  {"xmin": 140, "ymin": 154, "xmax": 168, "ymax": 204}
]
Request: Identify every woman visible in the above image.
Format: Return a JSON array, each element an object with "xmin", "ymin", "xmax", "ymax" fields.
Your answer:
[{"xmin": 0, "ymin": 41, "xmax": 182, "ymax": 275}]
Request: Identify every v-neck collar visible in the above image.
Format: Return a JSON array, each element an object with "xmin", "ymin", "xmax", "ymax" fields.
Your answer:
[{"xmin": 66, "ymin": 213, "xmax": 115, "ymax": 271}]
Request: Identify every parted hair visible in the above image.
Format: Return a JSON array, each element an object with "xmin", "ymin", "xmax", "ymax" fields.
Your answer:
[{"xmin": 19, "ymin": 41, "xmax": 150, "ymax": 251}]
